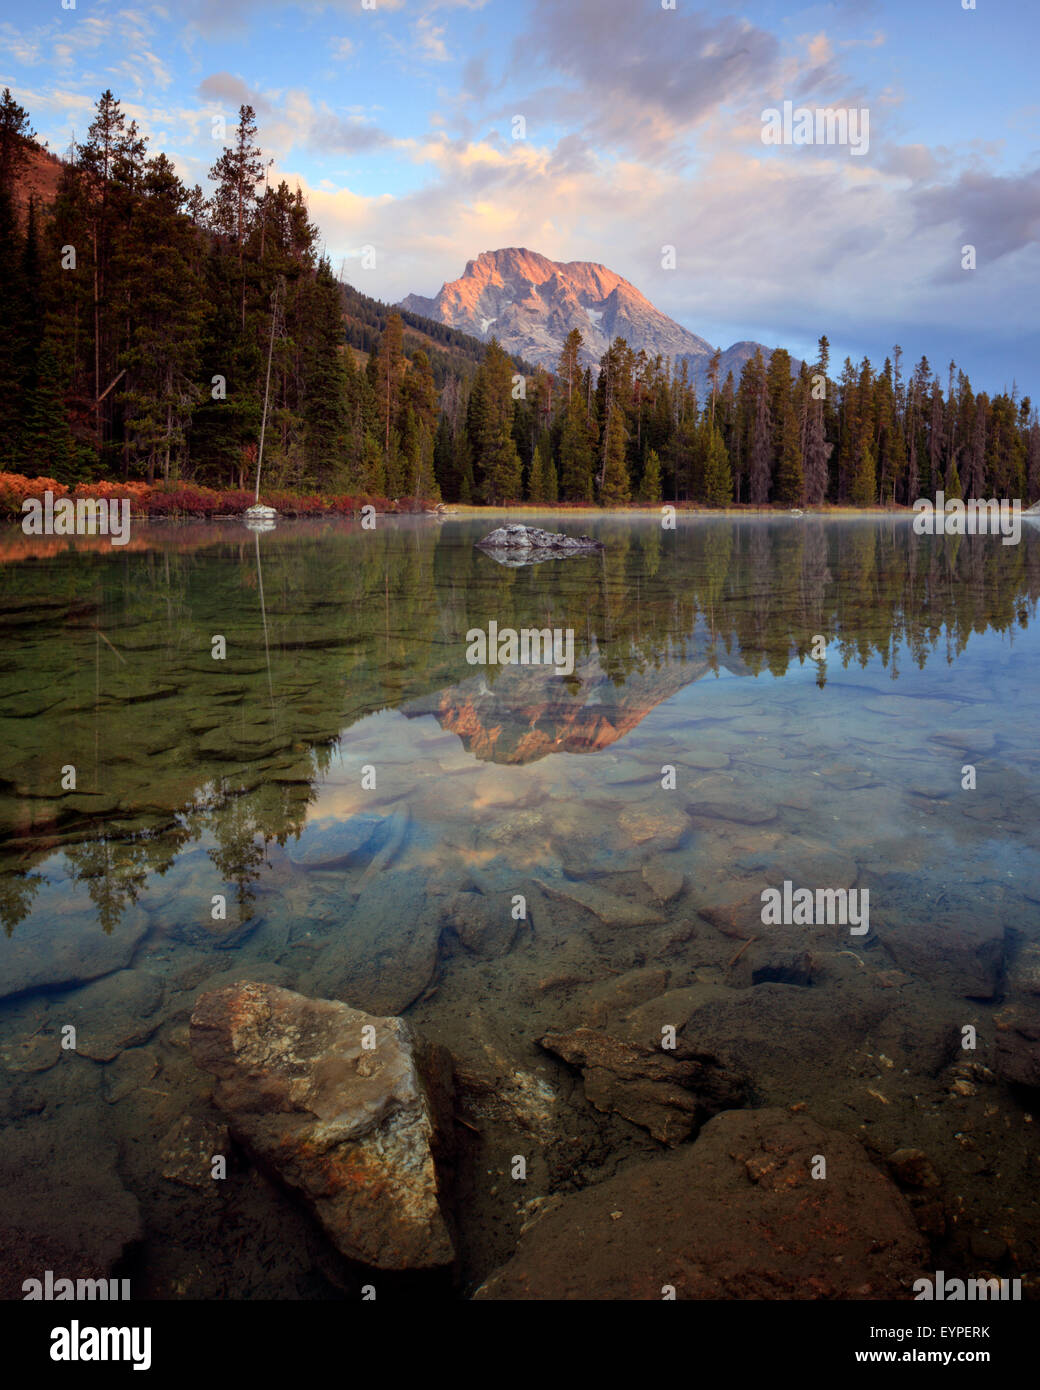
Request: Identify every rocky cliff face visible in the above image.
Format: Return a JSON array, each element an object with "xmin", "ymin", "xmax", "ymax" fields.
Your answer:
[{"xmin": 400, "ymin": 247, "xmax": 790, "ymax": 388}]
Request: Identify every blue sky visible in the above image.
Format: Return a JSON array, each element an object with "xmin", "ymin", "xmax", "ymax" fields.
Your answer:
[{"xmin": 2, "ymin": 0, "xmax": 1037, "ymax": 395}]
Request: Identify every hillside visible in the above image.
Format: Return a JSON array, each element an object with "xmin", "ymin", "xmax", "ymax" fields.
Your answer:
[
  {"xmin": 337, "ymin": 279, "xmax": 533, "ymax": 389},
  {"xmin": 9, "ymin": 137, "xmax": 64, "ymax": 226}
]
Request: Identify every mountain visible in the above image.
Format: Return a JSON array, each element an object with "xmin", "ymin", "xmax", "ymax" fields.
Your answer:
[
  {"xmin": 402, "ymin": 644, "xmax": 750, "ymax": 765},
  {"xmin": 400, "ymin": 247, "xmax": 792, "ymax": 389}
]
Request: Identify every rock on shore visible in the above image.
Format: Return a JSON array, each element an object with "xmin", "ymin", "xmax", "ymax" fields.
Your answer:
[{"xmin": 190, "ymin": 981, "xmax": 454, "ymax": 1270}]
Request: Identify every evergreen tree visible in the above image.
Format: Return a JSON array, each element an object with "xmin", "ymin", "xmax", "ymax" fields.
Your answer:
[
  {"xmin": 118, "ymin": 152, "xmax": 203, "ymax": 482},
  {"xmin": 21, "ymin": 343, "xmax": 77, "ymax": 481},
  {"xmin": 640, "ymin": 447, "xmax": 662, "ymax": 503},
  {"xmin": 600, "ymin": 406, "xmax": 631, "ymax": 505},
  {"xmin": 528, "ymin": 431, "xmax": 555, "ymax": 502},
  {"xmin": 0, "ymin": 87, "xmax": 35, "ymax": 195},
  {"xmin": 482, "ymin": 423, "xmax": 522, "ymax": 503},
  {"xmin": 558, "ymin": 396, "xmax": 596, "ymax": 502},
  {"xmin": 702, "ymin": 426, "xmax": 732, "ymax": 507},
  {"xmin": 850, "ymin": 437, "xmax": 876, "ymax": 506}
]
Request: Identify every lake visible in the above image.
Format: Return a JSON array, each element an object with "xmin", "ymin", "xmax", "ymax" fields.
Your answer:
[{"xmin": 1, "ymin": 514, "xmax": 1039, "ymax": 1298}]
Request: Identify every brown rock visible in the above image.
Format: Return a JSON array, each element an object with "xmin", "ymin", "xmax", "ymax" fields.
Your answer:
[
  {"xmin": 160, "ymin": 1114, "xmax": 229, "ymax": 1194},
  {"xmin": 190, "ymin": 981, "xmax": 454, "ymax": 1270},
  {"xmin": 994, "ymin": 1005, "xmax": 1040, "ymax": 1089},
  {"xmin": 539, "ymin": 1026, "xmax": 747, "ymax": 1144},
  {"xmin": 888, "ymin": 1148, "xmax": 941, "ymax": 1190},
  {"xmin": 641, "ymin": 860, "xmax": 685, "ymax": 904},
  {"xmin": 474, "ymin": 1108, "xmax": 927, "ymax": 1299}
]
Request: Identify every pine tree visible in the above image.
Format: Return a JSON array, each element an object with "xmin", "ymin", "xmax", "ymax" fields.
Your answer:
[
  {"xmin": 80, "ymin": 90, "xmax": 149, "ymax": 450},
  {"xmin": 703, "ymin": 426, "xmax": 732, "ymax": 507},
  {"xmin": 21, "ymin": 343, "xmax": 77, "ymax": 481},
  {"xmin": 850, "ymin": 437, "xmax": 876, "ymax": 506},
  {"xmin": 301, "ymin": 257, "xmax": 349, "ymax": 487},
  {"xmin": 0, "ymin": 87, "xmax": 35, "ymax": 196},
  {"xmin": 372, "ymin": 310, "xmax": 405, "ymax": 456},
  {"xmin": 557, "ymin": 328, "xmax": 583, "ymax": 408},
  {"xmin": 118, "ymin": 152, "xmax": 203, "ymax": 482},
  {"xmin": 774, "ymin": 385, "xmax": 804, "ymax": 504},
  {"xmin": 640, "ymin": 447, "xmax": 662, "ymax": 502},
  {"xmin": 600, "ymin": 406, "xmax": 631, "ymax": 505},
  {"xmin": 528, "ymin": 431, "xmax": 555, "ymax": 502},
  {"xmin": 801, "ymin": 336, "xmax": 831, "ymax": 505},
  {"xmin": 559, "ymin": 397, "xmax": 596, "ymax": 502},
  {"xmin": 0, "ymin": 186, "xmax": 25, "ymax": 466},
  {"xmin": 209, "ymin": 104, "xmax": 265, "ymax": 249},
  {"xmin": 482, "ymin": 423, "xmax": 522, "ymax": 503}
]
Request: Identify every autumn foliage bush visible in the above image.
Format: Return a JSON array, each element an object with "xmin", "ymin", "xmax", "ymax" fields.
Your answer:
[{"xmin": 0, "ymin": 473, "xmax": 425, "ymax": 519}]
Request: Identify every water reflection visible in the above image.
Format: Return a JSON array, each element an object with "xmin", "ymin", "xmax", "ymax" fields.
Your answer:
[{"xmin": 0, "ymin": 515, "xmax": 1038, "ymax": 934}]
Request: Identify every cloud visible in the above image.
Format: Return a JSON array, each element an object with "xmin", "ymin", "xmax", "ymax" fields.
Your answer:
[
  {"xmin": 283, "ymin": 110, "xmax": 1035, "ymax": 396},
  {"xmin": 197, "ymin": 72, "xmax": 274, "ymax": 116},
  {"xmin": 911, "ymin": 166, "xmax": 1040, "ymax": 273},
  {"xmin": 0, "ymin": 23, "xmax": 41, "ymax": 65},
  {"xmin": 415, "ymin": 16, "xmax": 450, "ymax": 63},
  {"xmin": 508, "ymin": 0, "xmax": 785, "ymax": 162},
  {"xmin": 840, "ymin": 30, "xmax": 886, "ymax": 50}
]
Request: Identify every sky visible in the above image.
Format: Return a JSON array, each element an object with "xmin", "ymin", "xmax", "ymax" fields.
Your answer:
[{"xmin": 2, "ymin": 0, "xmax": 1038, "ymax": 395}]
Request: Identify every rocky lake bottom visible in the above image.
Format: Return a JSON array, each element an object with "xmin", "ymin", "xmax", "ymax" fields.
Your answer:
[{"xmin": 1, "ymin": 515, "xmax": 1039, "ymax": 1299}]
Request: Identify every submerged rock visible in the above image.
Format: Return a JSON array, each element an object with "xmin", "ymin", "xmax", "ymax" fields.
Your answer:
[
  {"xmin": 287, "ymin": 813, "xmax": 393, "ymax": 870},
  {"xmin": 868, "ymin": 874, "xmax": 1007, "ymax": 999},
  {"xmin": 540, "ymin": 1026, "xmax": 747, "ymax": 1144},
  {"xmin": 160, "ymin": 1114, "xmax": 229, "ymax": 1194},
  {"xmin": 0, "ymin": 884, "xmax": 148, "ymax": 1000},
  {"xmin": 994, "ymin": 1005, "xmax": 1040, "ymax": 1089},
  {"xmin": 57, "ymin": 967, "xmax": 165, "ymax": 1061},
  {"xmin": 535, "ymin": 874, "xmax": 665, "ymax": 928},
  {"xmin": 190, "ymin": 981, "xmax": 454, "ymax": 1269},
  {"xmin": 0, "ymin": 1108, "xmax": 143, "ymax": 1296},
  {"xmin": 475, "ymin": 525, "xmax": 604, "ymax": 566},
  {"xmin": 474, "ymin": 1108, "xmax": 927, "ymax": 1299}
]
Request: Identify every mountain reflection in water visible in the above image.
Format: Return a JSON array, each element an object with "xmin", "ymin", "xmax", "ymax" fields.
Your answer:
[{"xmin": 1, "ymin": 515, "xmax": 1038, "ymax": 935}]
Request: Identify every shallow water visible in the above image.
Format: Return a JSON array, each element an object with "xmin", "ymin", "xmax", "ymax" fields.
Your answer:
[{"xmin": 2, "ymin": 515, "xmax": 1039, "ymax": 1297}]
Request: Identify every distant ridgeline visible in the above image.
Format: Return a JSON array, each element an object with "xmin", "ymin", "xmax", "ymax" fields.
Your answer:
[{"xmin": 0, "ymin": 86, "xmax": 1037, "ymax": 508}]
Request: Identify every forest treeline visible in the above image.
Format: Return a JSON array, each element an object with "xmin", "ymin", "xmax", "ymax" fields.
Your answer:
[{"xmin": 1, "ymin": 89, "xmax": 1037, "ymax": 507}]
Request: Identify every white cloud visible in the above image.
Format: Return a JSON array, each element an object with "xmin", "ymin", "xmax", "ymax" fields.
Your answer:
[{"xmin": 415, "ymin": 16, "xmax": 450, "ymax": 63}]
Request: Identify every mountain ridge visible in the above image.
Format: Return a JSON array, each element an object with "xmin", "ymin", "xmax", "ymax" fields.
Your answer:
[{"xmin": 401, "ymin": 246, "xmax": 795, "ymax": 389}]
